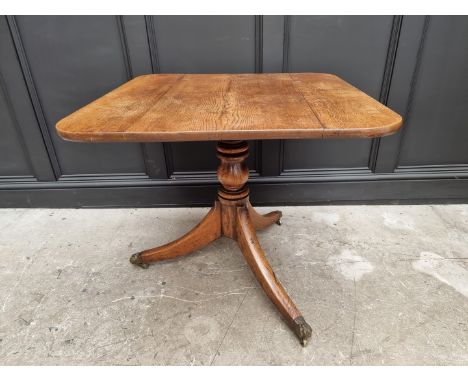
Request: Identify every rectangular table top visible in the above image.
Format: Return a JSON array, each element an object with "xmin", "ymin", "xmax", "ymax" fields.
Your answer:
[{"xmin": 56, "ymin": 73, "xmax": 402, "ymax": 142}]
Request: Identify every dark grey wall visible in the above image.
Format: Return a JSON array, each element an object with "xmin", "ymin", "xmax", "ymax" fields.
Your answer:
[{"xmin": 1, "ymin": 15, "xmax": 468, "ymax": 207}]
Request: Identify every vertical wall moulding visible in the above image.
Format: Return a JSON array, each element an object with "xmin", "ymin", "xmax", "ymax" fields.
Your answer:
[
  {"xmin": 140, "ymin": 15, "xmax": 170, "ymax": 179},
  {"xmin": 6, "ymin": 16, "xmax": 62, "ymax": 179},
  {"xmin": 0, "ymin": 70, "xmax": 36, "ymax": 182},
  {"xmin": 144, "ymin": 15, "xmax": 174, "ymax": 179},
  {"xmin": 277, "ymin": 15, "xmax": 292, "ymax": 175},
  {"xmin": 393, "ymin": 16, "xmax": 431, "ymax": 170},
  {"xmin": 254, "ymin": 16, "xmax": 263, "ymax": 73},
  {"xmin": 116, "ymin": 16, "xmax": 134, "ymax": 79},
  {"xmin": 117, "ymin": 15, "xmax": 163, "ymax": 179},
  {"xmin": 254, "ymin": 15, "xmax": 266, "ymax": 178},
  {"xmin": 369, "ymin": 15, "xmax": 403, "ymax": 172}
]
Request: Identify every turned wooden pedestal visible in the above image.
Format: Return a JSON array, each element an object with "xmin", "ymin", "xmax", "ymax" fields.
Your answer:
[{"xmin": 129, "ymin": 140, "xmax": 313, "ymax": 346}]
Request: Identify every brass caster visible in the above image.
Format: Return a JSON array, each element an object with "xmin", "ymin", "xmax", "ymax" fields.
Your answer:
[
  {"xmin": 276, "ymin": 218, "xmax": 282, "ymax": 226},
  {"xmin": 129, "ymin": 252, "xmax": 149, "ymax": 269}
]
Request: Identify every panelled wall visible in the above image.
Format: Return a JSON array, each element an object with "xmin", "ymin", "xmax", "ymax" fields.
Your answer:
[{"xmin": 1, "ymin": 15, "xmax": 468, "ymax": 207}]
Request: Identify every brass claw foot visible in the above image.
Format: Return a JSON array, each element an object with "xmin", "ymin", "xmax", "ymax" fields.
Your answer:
[
  {"xmin": 291, "ymin": 316, "xmax": 313, "ymax": 347},
  {"xmin": 129, "ymin": 252, "xmax": 149, "ymax": 269}
]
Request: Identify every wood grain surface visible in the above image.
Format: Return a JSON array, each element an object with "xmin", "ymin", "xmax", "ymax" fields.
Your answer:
[{"xmin": 56, "ymin": 73, "xmax": 402, "ymax": 142}]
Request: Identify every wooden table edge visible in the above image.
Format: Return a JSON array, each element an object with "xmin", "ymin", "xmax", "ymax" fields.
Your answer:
[{"xmin": 56, "ymin": 119, "xmax": 403, "ymax": 142}]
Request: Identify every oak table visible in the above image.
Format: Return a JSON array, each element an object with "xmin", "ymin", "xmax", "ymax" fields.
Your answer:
[{"xmin": 56, "ymin": 73, "xmax": 403, "ymax": 346}]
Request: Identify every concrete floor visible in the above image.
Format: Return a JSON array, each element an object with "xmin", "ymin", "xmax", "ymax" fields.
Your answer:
[{"xmin": 0, "ymin": 204, "xmax": 468, "ymax": 365}]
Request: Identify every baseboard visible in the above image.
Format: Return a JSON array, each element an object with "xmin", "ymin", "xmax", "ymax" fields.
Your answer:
[{"xmin": 1, "ymin": 177, "xmax": 468, "ymax": 208}]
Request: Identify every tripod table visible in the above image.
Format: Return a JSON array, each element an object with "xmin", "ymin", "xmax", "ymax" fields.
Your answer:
[{"xmin": 56, "ymin": 73, "xmax": 402, "ymax": 346}]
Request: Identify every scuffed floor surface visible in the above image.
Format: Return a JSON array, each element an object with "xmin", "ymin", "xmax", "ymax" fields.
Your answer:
[{"xmin": 1, "ymin": 205, "xmax": 468, "ymax": 365}]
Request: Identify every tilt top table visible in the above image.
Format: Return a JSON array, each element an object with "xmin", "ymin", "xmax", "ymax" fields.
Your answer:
[{"xmin": 56, "ymin": 73, "xmax": 403, "ymax": 346}]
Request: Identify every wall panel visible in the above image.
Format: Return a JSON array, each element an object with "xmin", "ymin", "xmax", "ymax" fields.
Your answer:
[
  {"xmin": 283, "ymin": 16, "xmax": 394, "ymax": 172},
  {"xmin": 149, "ymin": 16, "xmax": 259, "ymax": 176},
  {"xmin": 0, "ymin": 76, "xmax": 32, "ymax": 177},
  {"xmin": 1, "ymin": 15, "xmax": 468, "ymax": 207},
  {"xmin": 398, "ymin": 16, "xmax": 468, "ymax": 167},
  {"xmin": 13, "ymin": 16, "xmax": 146, "ymax": 176}
]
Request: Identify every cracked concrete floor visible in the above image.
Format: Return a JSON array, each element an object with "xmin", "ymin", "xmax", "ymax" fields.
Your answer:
[{"xmin": 1, "ymin": 204, "xmax": 468, "ymax": 365}]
